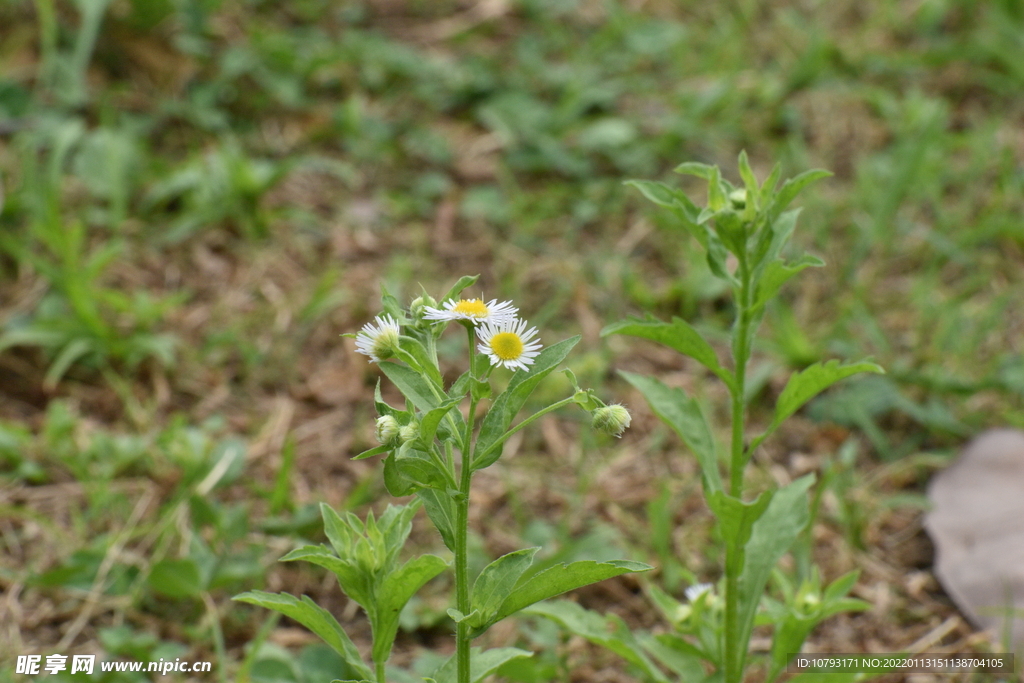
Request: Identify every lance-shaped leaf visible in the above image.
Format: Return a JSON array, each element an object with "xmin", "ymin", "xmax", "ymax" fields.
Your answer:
[
  {"xmin": 752, "ymin": 254, "xmax": 824, "ymax": 315},
  {"xmin": 733, "ymin": 475, "xmax": 814, "ymax": 679},
  {"xmin": 383, "ymin": 453, "xmax": 420, "ymax": 497},
  {"xmin": 419, "ymin": 398, "xmax": 461, "ymax": 447},
  {"xmin": 379, "ymin": 362, "xmax": 440, "ymax": 412},
  {"xmin": 279, "ymin": 545, "xmax": 372, "ymax": 608},
  {"xmin": 525, "ymin": 601, "xmax": 669, "ymax": 683},
  {"xmin": 620, "ymin": 371, "xmax": 722, "ymax": 493},
  {"xmin": 469, "ymin": 559, "xmax": 651, "ymax": 637},
  {"xmin": 439, "ymin": 274, "xmax": 480, "ymax": 304},
  {"xmin": 430, "ymin": 647, "xmax": 533, "ymax": 683},
  {"xmin": 706, "ymin": 490, "xmax": 773, "ymax": 578},
  {"xmin": 603, "ymin": 317, "xmax": 732, "ymax": 388},
  {"xmin": 372, "ymin": 554, "xmax": 448, "ymax": 665},
  {"xmin": 416, "ymin": 489, "xmax": 457, "ymax": 552},
  {"xmin": 233, "ymin": 591, "xmax": 375, "ymax": 682},
  {"xmin": 468, "ymin": 548, "xmax": 540, "ymax": 633},
  {"xmin": 765, "ymin": 168, "xmax": 832, "ymax": 224},
  {"xmin": 749, "ymin": 360, "xmax": 885, "ymax": 454},
  {"xmin": 473, "ymin": 336, "xmax": 580, "ymax": 470},
  {"xmin": 394, "ymin": 443, "xmax": 448, "ymax": 491}
]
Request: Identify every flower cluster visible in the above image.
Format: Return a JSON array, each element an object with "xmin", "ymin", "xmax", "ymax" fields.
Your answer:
[{"xmin": 356, "ymin": 296, "xmax": 543, "ymax": 372}]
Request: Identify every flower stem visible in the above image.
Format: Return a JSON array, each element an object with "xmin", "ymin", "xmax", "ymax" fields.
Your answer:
[
  {"xmin": 724, "ymin": 258, "xmax": 753, "ymax": 683},
  {"xmin": 454, "ymin": 325, "xmax": 479, "ymax": 683}
]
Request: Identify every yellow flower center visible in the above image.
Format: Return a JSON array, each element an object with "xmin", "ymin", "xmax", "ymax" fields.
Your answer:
[
  {"xmin": 451, "ymin": 299, "xmax": 489, "ymax": 318},
  {"xmin": 489, "ymin": 332, "xmax": 524, "ymax": 360}
]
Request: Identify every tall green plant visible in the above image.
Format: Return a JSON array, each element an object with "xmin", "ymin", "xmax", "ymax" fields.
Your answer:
[
  {"xmin": 237, "ymin": 276, "xmax": 650, "ymax": 683},
  {"xmin": 534, "ymin": 153, "xmax": 882, "ymax": 683}
]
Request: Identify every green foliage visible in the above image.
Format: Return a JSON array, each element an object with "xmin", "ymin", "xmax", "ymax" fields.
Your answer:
[
  {"xmin": 597, "ymin": 155, "xmax": 884, "ymax": 683},
  {"xmin": 240, "ymin": 283, "xmax": 649, "ymax": 683}
]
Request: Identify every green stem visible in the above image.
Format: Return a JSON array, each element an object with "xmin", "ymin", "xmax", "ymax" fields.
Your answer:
[
  {"xmin": 471, "ymin": 396, "xmax": 576, "ymax": 470},
  {"xmin": 724, "ymin": 260, "xmax": 753, "ymax": 683},
  {"xmin": 455, "ymin": 325, "xmax": 479, "ymax": 683},
  {"xmin": 376, "ymin": 659, "xmax": 386, "ymax": 683}
]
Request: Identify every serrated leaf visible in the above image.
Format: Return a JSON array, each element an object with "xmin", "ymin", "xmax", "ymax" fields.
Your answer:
[
  {"xmin": 373, "ymin": 554, "xmax": 447, "ymax": 665},
  {"xmin": 233, "ymin": 591, "xmax": 374, "ymax": 682},
  {"xmin": 750, "ymin": 360, "xmax": 885, "ymax": 453},
  {"xmin": 525, "ymin": 601, "xmax": 668, "ymax": 683},
  {"xmin": 473, "ymin": 336, "xmax": 580, "ymax": 470},
  {"xmin": 602, "ymin": 317, "xmax": 732, "ymax": 388},
  {"xmin": 475, "ymin": 559, "xmax": 651, "ymax": 636},
  {"xmin": 394, "ymin": 443, "xmax": 448, "ymax": 491},
  {"xmin": 620, "ymin": 371, "xmax": 722, "ymax": 493},
  {"xmin": 469, "ymin": 548, "xmax": 540, "ymax": 631},
  {"xmin": 430, "ymin": 647, "xmax": 533, "ymax": 683}
]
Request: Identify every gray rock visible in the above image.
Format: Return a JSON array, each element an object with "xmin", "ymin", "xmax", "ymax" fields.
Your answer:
[{"xmin": 924, "ymin": 429, "xmax": 1024, "ymax": 645}]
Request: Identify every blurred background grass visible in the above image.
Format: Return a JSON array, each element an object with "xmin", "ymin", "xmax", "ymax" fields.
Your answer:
[{"xmin": 1, "ymin": 0, "xmax": 1022, "ymax": 680}]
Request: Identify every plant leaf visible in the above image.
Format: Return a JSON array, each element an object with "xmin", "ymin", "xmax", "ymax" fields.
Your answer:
[
  {"xmin": 602, "ymin": 317, "xmax": 732, "ymax": 388},
  {"xmin": 620, "ymin": 371, "xmax": 722, "ymax": 493},
  {"xmin": 233, "ymin": 591, "xmax": 375, "ymax": 682},
  {"xmin": 379, "ymin": 362, "xmax": 440, "ymax": 412},
  {"xmin": 373, "ymin": 554, "xmax": 448, "ymax": 665},
  {"xmin": 148, "ymin": 558, "xmax": 203, "ymax": 598},
  {"xmin": 430, "ymin": 647, "xmax": 533, "ymax": 683},
  {"xmin": 750, "ymin": 360, "xmax": 885, "ymax": 453},
  {"xmin": 416, "ymin": 489, "xmax": 457, "ymax": 552},
  {"xmin": 525, "ymin": 601, "xmax": 669, "ymax": 683},
  {"xmin": 734, "ymin": 475, "xmax": 814, "ymax": 679},
  {"xmin": 468, "ymin": 548, "xmax": 540, "ymax": 632},
  {"xmin": 766, "ymin": 169, "xmax": 832, "ymax": 223},
  {"xmin": 706, "ymin": 491, "xmax": 773, "ymax": 578},
  {"xmin": 473, "ymin": 336, "xmax": 580, "ymax": 470},
  {"xmin": 476, "ymin": 559, "xmax": 651, "ymax": 636}
]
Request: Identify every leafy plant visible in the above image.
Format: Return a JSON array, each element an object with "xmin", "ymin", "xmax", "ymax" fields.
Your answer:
[
  {"xmin": 533, "ymin": 154, "xmax": 882, "ymax": 683},
  {"xmin": 237, "ymin": 276, "xmax": 651, "ymax": 683}
]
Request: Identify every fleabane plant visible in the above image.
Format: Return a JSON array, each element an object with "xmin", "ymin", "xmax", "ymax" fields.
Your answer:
[
  {"xmin": 237, "ymin": 275, "xmax": 650, "ymax": 683},
  {"xmin": 530, "ymin": 154, "xmax": 882, "ymax": 683}
]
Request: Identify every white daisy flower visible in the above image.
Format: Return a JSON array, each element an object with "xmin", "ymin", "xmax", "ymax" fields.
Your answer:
[
  {"xmin": 423, "ymin": 298, "xmax": 517, "ymax": 325},
  {"xmin": 354, "ymin": 314, "xmax": 401, "ymax": 363},
  {"xmin": 476, "ymin": 318, "xmax": 542, "ymax": 371},
  {"xmin": 685, "ymin": 583, "xmax": 714, "ymax": 602}
]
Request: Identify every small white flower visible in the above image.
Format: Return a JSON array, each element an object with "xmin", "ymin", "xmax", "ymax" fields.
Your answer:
[
  {"xmin": 355, "ymin": 314, "xmax": 401, "ymax": 363},
  {"xmin": 423, "ymin": 298, "xmax": 517, "ymax": 325},
  {"xmin": 685, "ymin": 583, "xmax": 714, "ymax": 602},
  {"xmin": 476, "ymin": 318, "xmax": 542, "ymax": 371}
]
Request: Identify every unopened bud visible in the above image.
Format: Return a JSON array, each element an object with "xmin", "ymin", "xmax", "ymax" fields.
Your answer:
[
  {"xmin": 410, "ymin": 295, "xmax": 437, "ymax": 321},
  {"xmin": 399, "ymin": 421, "xmax": 420, "ymax": 444},
  {"xmin": 592, "ymin": 404, "xmax": 631, "ymax": 438},
  {"xmin": 729, "ymin": 189, "xmax": 747, "ymax": 209},
  {"xmin": 375, "ymin": 415, "xmax": 400, "ymax": 446}
]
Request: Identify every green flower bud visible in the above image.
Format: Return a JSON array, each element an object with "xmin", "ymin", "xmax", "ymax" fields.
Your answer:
[
  {"xmin": 592, "ymin": 404, "xmax": 631, "ymax": 438},
  {"xmin": 729, "ymin": 188, "xmax": 747, "ymax": 209},
  {"xmin": 375, "ymin": 415, "xmax": 400, "ymax": 446},
  {"xmin": 399, "ymin": 421, "xmax": 420, "ymax": 444},
  {"xmin": 410, "ymin": 295, "xmax": 438, "ymax": 321}
]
